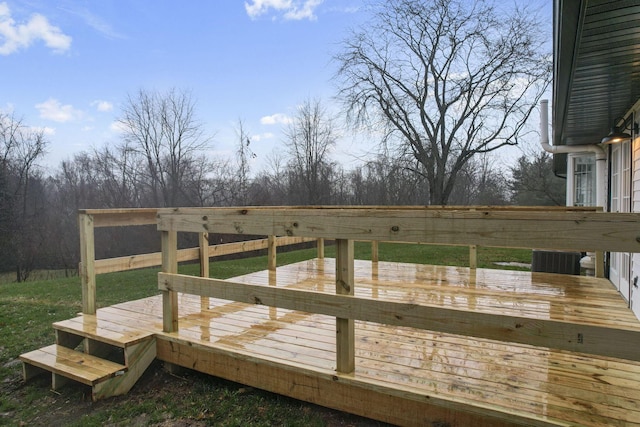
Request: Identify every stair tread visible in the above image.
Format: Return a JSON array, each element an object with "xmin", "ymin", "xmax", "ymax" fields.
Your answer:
[
  {"xmin": 54, "ymin": 315, "xmax": 155, "ymax": 348},
  {"xmin": 20, "ymin": 344, "xmax": 126, "ymax": 386}
]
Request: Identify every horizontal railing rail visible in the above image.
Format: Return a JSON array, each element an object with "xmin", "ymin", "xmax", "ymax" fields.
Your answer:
[
  {"xmin": 93, "ymin": 235, "xmax": 315, "ymax": 275},
  {"xmin": 78, "ymin": 208, "xmax": 320, "ymax": 315}
]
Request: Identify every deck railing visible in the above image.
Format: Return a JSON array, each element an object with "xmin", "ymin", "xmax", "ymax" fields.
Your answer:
[
  {"xmin": 78, "ymin": 208, "xmax": 320, "ymax": 315},
  {"xmin": 79, "ymin": 206, "xmax": 596, "ymax": 316},
  {"xmin": 156, "ymin": 206, "xmax": 640, "ymax": 369}
]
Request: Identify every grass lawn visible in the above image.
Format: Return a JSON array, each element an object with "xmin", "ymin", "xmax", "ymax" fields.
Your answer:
[{"xmin": 0, "ymin": 243, "xmax": 531, "ymax": 426}]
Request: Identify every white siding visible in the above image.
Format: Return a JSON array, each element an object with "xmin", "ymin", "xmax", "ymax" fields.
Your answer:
[{"xmin": 630, "ymin": 109, "xmax": 640, "ymax": 318}]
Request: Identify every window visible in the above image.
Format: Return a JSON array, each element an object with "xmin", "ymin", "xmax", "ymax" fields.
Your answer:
[{"xmin": 573, "ymin": 155, "xmax": 595, "ymax": 206}]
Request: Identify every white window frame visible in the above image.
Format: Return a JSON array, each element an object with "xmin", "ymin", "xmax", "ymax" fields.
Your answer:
[{"xmin": 567, "ymin": 153, "xmax": 596, "ymax": 207}]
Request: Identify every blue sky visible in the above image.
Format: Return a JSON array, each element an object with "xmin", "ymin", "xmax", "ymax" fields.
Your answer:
[
  {"xmin": 1, "ymin": 0, "xmax": 367, "ymax": 172},
  {"xmin": 1, "ymin": 0, "xmax": 551, "ymax": 174}
]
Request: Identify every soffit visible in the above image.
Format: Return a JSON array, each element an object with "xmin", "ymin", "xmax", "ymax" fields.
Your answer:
[{"xmin": 553, "ymin": 0, "xmax": 640, "ymax": 146}]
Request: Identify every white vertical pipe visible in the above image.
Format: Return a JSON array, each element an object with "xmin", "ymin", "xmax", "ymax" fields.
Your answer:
[{"xmin": 538, "ymin": 100, "xmax": 607, "ymax": 209}]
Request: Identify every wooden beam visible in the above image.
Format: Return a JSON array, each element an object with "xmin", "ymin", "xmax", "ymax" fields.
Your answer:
[
  {"xmin": 317, "ymin": 238, "xmax": 324, "ymax": 259},
  {"xmin": 200, "ymin": 232, "xmax": 209, "ymax": 310},
  {"xmin": 268, "ymin": 235, "xmax": 276, "ymax": 271},
  {"xmin": 595, "ymin": 251, "xmax": 605, "ymax": 278},
  {"xmin": 335, "ymin": 239, "xmax": 354, "ymax": 373},
  {"xmin": 469, "ymin": 245, "xmax": 478, "ymax": 269},
  {"xmin": 93, "ymin": 247, "xmax": 199, "ymax": 275},
  {"xmin": 79, "ymin": 208, "xmax": 158, "ymax": 228},
  {"xmin": 371, "ymin": 241, "xmax": 379, "ymax": 263},
  {"xmin": 156, "ymin": 208, "xmax": 640, "ymax": 253},
  {"xmin": 158, "ymin": 272, "xmax": 640, "ymax": 362},
  {"xmin": 199, "ymin": 232, "xmax": 209, "ymax": 278},
  {"xmin": 79, "ymin": 213, "xmax": 96, "ymax": 315},
  {"xmin": 156, "ymin": 338, "xmax": 531, "ymax": 427},
  {"xmin": 161, "ymin": 230, "xmax": 178, "ymax": 332},
  {"xmin": 94, "ymin": 236, "xmax": 316, "ymax": 275}
]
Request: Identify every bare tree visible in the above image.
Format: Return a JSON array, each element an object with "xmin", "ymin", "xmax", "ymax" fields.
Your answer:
[
  {"xmin": 118, "ymin": 88, "xmax": 212, "ymax": 207},
  {"xmin": 0, "ymin": 112, "xmax": 48, "ymax": 280},
  {"xmin": 336, "ymin": 0, "xmax": 551, "ymax": 204},
  {"xmin": 284, "ymin": 98, "xmax": 337, "ymax": 205},
  {"xmin": 346, "ymin": 154, "xmax": 427, "ymax": 205},
  {"xmin": 448, "ymin": 154, "xmax": 509, "ymax": 205},
  {"xmin": 232, "ymin": 119, "xmax": 256, "ymax": 206}
]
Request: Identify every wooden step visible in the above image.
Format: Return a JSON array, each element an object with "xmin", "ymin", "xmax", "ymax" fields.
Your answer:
[
  {"xmin": 19, "ymin": 344, "xmax": 126, "ymax": 386},
  {"xmin": 54, "ymin": 315, "xmax": 155, "ymax": 348}
]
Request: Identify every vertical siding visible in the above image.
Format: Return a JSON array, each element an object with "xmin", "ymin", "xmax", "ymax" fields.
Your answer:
[{"xmin": 631, "ymin": 110, "xmax": 640, "ymax": 318}]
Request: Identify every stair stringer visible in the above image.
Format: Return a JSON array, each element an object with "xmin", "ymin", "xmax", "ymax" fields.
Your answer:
[{"xmin": 91, "ymin": 336, "xmax": 157, "ymax": 401}]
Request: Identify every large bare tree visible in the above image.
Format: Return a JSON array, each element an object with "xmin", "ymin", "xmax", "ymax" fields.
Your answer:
[
  {"xmin": 118, "ymin": 88, "xmax": 212, "ymax": 207},
  {"xmin": 336, "ymin": 0, "xmax": 551, "ymax": 204}
]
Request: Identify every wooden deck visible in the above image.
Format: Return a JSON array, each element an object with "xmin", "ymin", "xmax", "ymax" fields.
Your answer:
[{"xmin": 83, "ymin": 259, "xmax": 640, "ymax": 426}]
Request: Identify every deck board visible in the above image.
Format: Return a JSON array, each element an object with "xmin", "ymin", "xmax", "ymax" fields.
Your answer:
[
  {"xmin": 19, "ymin": 344, "xmax": 126, "ymax": 385},
  {"xmin": 91, "ymin": 259, "xmax": 640, "ymax": 426}
]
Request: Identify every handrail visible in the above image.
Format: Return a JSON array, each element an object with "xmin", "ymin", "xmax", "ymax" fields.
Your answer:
[
  {"xmin": 156, "ymin": 206, "xmax": 640, "ymax": 372},
  {"xmin": 78, "ymin": 206, "xmax": 609, "ymax": 315},
  {"xmin": 78, "ymin": 209, "xmax": 320, "ymax": 315},
  {"xmin": 158, "ymin": 271, "xmax": 640, "ymax": 362},
  {"xmin": 93, "ymin": 235, "xmax": 315, "ymax": 275}
]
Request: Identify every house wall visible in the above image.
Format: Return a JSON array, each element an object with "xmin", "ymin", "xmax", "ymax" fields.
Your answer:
[{"xmin": 630, "ymin": 108, "xmax": 640, "ymax": 318}]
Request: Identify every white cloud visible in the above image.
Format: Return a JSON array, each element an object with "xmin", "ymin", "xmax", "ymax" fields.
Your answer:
[
  {"xmin": 260, "ymin": 113, "xmax": 292, "ymax": 125},
  {"xmin": 36, "ymin": 98, "xmax": 83, "ymax": 122},
  {"xmin": 284, "ymin": 0, "xmax": 323, "ymax": 20},
  {"xmin": 252, "ymin": 132, "xmax": 275, "ymax": 142},
  {"xmin": 109, "ymin": 121, "xmax": 127, "ymax": 134},
  {"xmin": 60, "ymin": 6, "xmax": 124, "ymax": 40},
  {"xmin": 0, "ymin": 2, "xmax": 72, "ymax": 55},
  {"xmin": 91, "ymin": 100, "xmax": 113, "ymax": 112},
  {"xmin": 31, "ymin": 126, "xmax": 56, "ymax": 136},
  {"xmin": 245, "ymin": 0, "xmax": 323, "ymax": 21}
]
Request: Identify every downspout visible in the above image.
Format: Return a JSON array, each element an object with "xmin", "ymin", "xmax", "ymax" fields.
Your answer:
[
  {"xmin": 539, "ymin": 99, "xmax": 607, "ymax": 209},
  {"xmin": 539, "ymin": 99, "xmax": 607, "ymax": 275}
]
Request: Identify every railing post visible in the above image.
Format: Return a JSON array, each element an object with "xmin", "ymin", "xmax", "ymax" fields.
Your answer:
[
  {"xmin": 268, "ymin": 235, "xmax": 277, "ymax": 271},
  {"xmin": 79, "ymin": 213, "xmax": 96, "ymax": 315},
  {"xmin": 200, "ymin": 232, "xmax": 210, "ymax": 310},
  {"xmin": 595, "ymin": 251, "xmax": 605, "ymax": 278},
  {"xmin": 317, "ymin": 238, "xmax": 325, "ymax": 259},
  {"xmin": 371, "ymin": 241, "xmax": 379, "ymax": 263},
  {"xmin": 336, "ymin": 239, "xmax": 355, "ymax": 373},
  {"xmin": 469, "ymin": 245, "xmax": 477, "ymax": 270},
  {"xmin": 162, "ymin": 230, "xmax": 178, "ymax": 332}
]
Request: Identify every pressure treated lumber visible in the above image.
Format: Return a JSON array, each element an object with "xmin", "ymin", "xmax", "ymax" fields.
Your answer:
[
  {"xmin": 54, "ymin": 316, "xmax": 155, "ymax": 347},
  {"xmin": 20, "ymin": 344, "xmax": 126, "ymax": 385},
  {"xmin": 156, "ymin": 207, "xmax": 640, "ymax": 253},
  {"xmin": 335, "ymin": 239, "xmax": 354, "ymax": 373},
  {"xmin": 93, "ymin": 235, "xmax": 315, "ymax": 275},
  {"xmin": 156, "ymin": 338, "xmax": 534, "ymax": 427},
  {"xmin": 162, "ymin": 230, "xmax": 178, "ymax": 333},
  {"xmin": 158, "ymin": 270, "xmax": 640, "ymax": 362},
  {"xmin": 79, "ymin": 208, "xmax": 158, "ymax": 227},
  {"xmin": 22, "ymin": 313, "xmax": 158, "ymax": 401},
  {"xmin": 32, "ymin": 258, "xmax": 640, "ymax": 426},
  {"xmin": 79, "ymin": 212, "xmax": 96, "ymax": 315}
]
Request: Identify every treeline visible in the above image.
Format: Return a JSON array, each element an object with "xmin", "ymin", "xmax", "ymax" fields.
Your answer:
[{"xmin": 0, "ymin": 91, "xmax": 564, "ymax": 281}]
